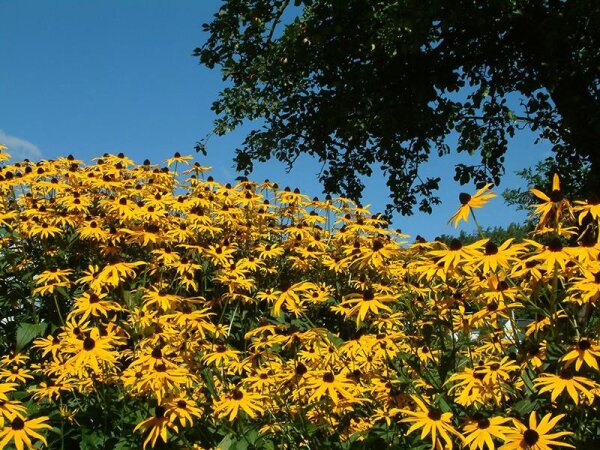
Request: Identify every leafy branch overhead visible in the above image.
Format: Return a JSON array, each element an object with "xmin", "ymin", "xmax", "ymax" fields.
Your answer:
[{"xmin": 196, "ymin": 0, "xmax": 600, "ymax": 215}]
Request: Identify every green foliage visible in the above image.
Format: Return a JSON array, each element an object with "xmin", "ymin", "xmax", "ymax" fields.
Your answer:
[
  {"xmin": 503, "ymin": 156, "xmax": 592, "ymax": 213},
  {"xmin": 16, "ymin": 322, "xmax": 48, "ymax": 351},
  {"xmin": 436, "ymin": 222, "xmax": 530, "ymax": 245},
  {"xmin": 197, "ymin": 0, "xmax": 600, "ymax": 215}
]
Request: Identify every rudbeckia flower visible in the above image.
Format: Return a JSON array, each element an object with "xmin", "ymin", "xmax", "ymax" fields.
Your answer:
[
  {"xmin": 399, "ymin": 396, "xmax": 463, "ymax": 449},
  {"xmin": 0, "ymin": 415, "xmax": 51, "ymax": 450},
  {"xmin": 134, "ymin": 406, "xmax": 179, "ymax": 449},
  {"xmin": 213, "ymin": 388, "xmax": 265, "ymax": 421},
  {"xmin": 560, "ymin": 339, "xmax": 600, "ymax": 371},
  {"xmin": 500, "ymin": 411, "xmax": 573, "ymax": 450},
  {"xmin": 534, "ymin": 371, "xmax": 597, "ymax": 405},
  {"xmin": 463, "ymin": 415, "xmax": 512, "ymax": 450},
  {"xmin": 448, "ymin": 183, "xmax": 495, "ymax": 228},
  {"xmin": 530, "ymin": 173, "xmax": 573, "ymax": 230}
]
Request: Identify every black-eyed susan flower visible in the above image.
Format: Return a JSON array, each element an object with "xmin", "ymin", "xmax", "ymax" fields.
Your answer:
[
  {"xmin": 336, "ymin": 289, "xmax": 396, "ymax": 326},
  {"xmin": 0, "ymin": 383, "xmax": 18, "ymax": 402},
  {"xmin": 567, "ymin": 270, "xmax": 600, "ymax": 304},
  {"xmin": 306, "ymin": 370, "xmax": 360, "ymax": 405},
  {"xmin": 64, "ymin": 328, "xmax": 118, "ymax": 375},
  {"xmin": 0, "ymin": 415, "xmax": 51, "ymax": 450},
  {"xmin": 165, "ymin": 396, "xmax": 203, "ymax": 427},
  {"xmin": 499, "ymin": 411, "xmax": 573, "ymax": 450},
  {"xmin": 463, "ymin": 415, "xmax": 512, "ymax": 450},
  {"xmin": 534, "ymin": 371, "xmax": 597, "ymax": 405},
  {"xmin": 472, "ymin": 239, "xmax": 524, "ymax": 274},
  {"xmin": 133, "ymin": 406, "xmax": 178, "ymax": 450},
  {"xmin": 429, "ymin": 238, "xmax": 485, "ymax": 272},
  {"xmin": 573, "ymin": 197, "xmax": 600, "ymax": 225},
  {"xmin": 0, "ymin": 398, "xmax": 27, "ymax": 421},
  {"xmin": 0, "ymin": 366, "xmax": 33, "ymax": 384},
  {"xmin": 213, "ymin": 388, "xmax": 265, "ymax": 421},
  {"xmin": 165, "ymin": 152, "xmax": 193, "ymax": 168},
  {"xmin": 71, "ymin": 291, "xmax": 122, "ymax": 320},
  {"xmin": 448, "ymin": 183, "xmax": 496, "ymax": 228},
  {"xmin": 399, "ymin": 396, "xmax": 463, "ymax": 449},
  {"xmin": 530, "ymin": 173, "xmax": 573, "ymax": 230},
  {"xmin": 560, "ymin": 339, "xmax": 600, "ymax": 371}
]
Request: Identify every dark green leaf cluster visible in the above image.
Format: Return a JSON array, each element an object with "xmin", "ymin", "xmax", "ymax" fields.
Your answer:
[{"xmin": 197, "ymin": 0, "xmax": 600, "ymax": 215}]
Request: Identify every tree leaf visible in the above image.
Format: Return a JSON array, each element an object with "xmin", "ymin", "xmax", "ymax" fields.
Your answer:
[{"xmin": 16, "ymin": 322, "xmax": 47, "ymax": 351}]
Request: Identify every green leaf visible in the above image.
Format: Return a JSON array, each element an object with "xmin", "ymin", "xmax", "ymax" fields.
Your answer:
[
  {"xmin": 16, "ymin": 322, "xmax": 47, "ymax": 351},
  {"xmin": 217, "ymin": 433, "xmax": 234, "ymax": 450},
  {"xmin": 511, "ymin": 397, "xmax": 541, "ymax": 416}
]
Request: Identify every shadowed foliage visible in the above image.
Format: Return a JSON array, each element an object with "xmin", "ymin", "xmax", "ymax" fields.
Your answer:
[{"xmin": 197, "ymin": 0, "xmax": 600, "ymax": 215}]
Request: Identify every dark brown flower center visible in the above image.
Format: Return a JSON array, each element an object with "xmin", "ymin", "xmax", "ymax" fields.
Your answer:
[
  {"xmin": 323, "ymin": 372, "xmax": 335, "ymax": 383},
  {"xmin": 427, "ymin": 408, "xmax": 442, "ymax": 420},
  {"xmin": 549, "ymin": 189, "xmax": 563, "ymax": 202},
  {"xmin": 296, "ymin": 363, "xmax": 307, "ymax": 376},
  {"xmin": 232, "ymin": 390, "xmax": 244, "ymax": 400},
  {"xmin": 487, "ymin": 301, "xmax": 499, "ymax": 312},
  {"xmin": 363, "ymin": 289, "xmax": 375, "ymax": 301},
  {"xmin": 485, "ymin": 241, "xmax": 499, "ymax": 255},
  {"xmin": 523, "ymin": 429, "xmax": 539, "ymax": 445},
  {"xmin": 155, "ymin": 406, "xmax": 165, "ymax": 418},
  {"xmin": 450, "ymin": 239, "xmax": 463, "ymax": 251},
  {"xmin": 560, "ymin": 370, "xmax": 574, "ymax": 380},
  {"xmin": 177, "ymin": 400, "xmax": 187, "ymax": 409},
  {"xmin": 11, "ymin": 417, "xmax": 25, "ymax": 430},
  {"xmin": 83, "ymin": 337, "xmax": 96, "ymax": 351},
  {"xmin": 459, "ymin": 193, "xmax": 472, "ymax": 205},
  {"xmin": 477, "ymin": 418, "xmax": 490, "ymax": 429},
  {"xmin": 527, "ymin": 343, "xmax": 541, "ymax": 356},
  {"xmin": 578, "ymin": 340, "xmax": 592, "ymax": 351},
  {"xmin": 547, "ymin": 237, "xmax": 563, "ymax": 252}
]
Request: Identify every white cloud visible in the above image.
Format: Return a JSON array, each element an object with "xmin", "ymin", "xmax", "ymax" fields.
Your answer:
[{"xmin": 0, "ymin": 130, "xmax": 43, "ymax": 161}]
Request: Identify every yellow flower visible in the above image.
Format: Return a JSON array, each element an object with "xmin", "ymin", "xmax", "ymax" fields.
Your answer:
[
  {"xmin": 448, "ymin": 183, "xmax": 495, "ymax": 228},
  {"xmin": 0, "ymin": 145, "xmax": 10, "ymax": 162},
  {"xmin": 306, "ymin": 370, "xmax": 360, "ymax": 405},
  {"xmin": 0, "ymin": 399, "xmax": 27, "ymax": 421},
  {"xmin": 399, "ymin": 396, "xmax": 463, "ymax": 449},
  {"xmin": 134, "ymin": 406, "xmax": 179, "ymax": 450},
  {"xmin": 0, "ymin": 383, "xmax": 18, "ymax": 402},
  {"xmin": 0, "ymin": 415, "xmax": 51, "ymax": 450},
  {"xmin": 530, "ymin": 173, "xmax": 573, "ymax": 230},
  {"xmin": 428, "ymin": 238, "xmax": 485, "ymax": 272},
  {"xmin": 213, "ymin": 388, "xmax": 265, "ymax": 421},
  {"xmin": 499, "ymin": 411, "xmax": 573, "ymax": 450},
  {"xmin": 165, "ymin": 396, "xmax": 203, "ymax": 428},
  {"xmin": 65, "ymin": 328, "xmax": 118, "ymax": 375},
  {"xmin": 337, "ymin": 289, "xmax": 396, "ymax": 326},
  {"xmin": 165, "ymin": 152, "xmax": 193, "ymax": 167},
  {"xmin": 573, "ymin": 198, "xmax": 600, "ymax": 225},
  {"xmin": 534, "ymin": 371, "xmax": 597, "ymax": 405},
  {"xmin": 560, "ymin": 339, "xmax": 600, "ymax": 371},
  {"xmin": 471, "ymin": 239, "xmax": 524, "ymax": 274},
  {"xmin": 71, "ymin": 291, "xmax": 122, "ymax": 320},
  {"xmin": 463, "ymin": 416, "xmax": 512, "ymax": 450}
]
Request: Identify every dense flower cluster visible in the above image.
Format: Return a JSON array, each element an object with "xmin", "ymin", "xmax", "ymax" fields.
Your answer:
[{"xmin": 1, "ymin": 145, "xmax": 599, "ymax": 449}]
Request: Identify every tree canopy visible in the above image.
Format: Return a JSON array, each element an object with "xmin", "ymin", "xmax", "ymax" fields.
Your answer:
[{"xmin": 196, "ymin": 0, "xmax": 600, "ymax": 215}]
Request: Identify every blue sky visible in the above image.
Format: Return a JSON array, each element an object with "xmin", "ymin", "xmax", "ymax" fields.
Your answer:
[{"xmin": 0, "ymin": 0, "xmax": 549, "ymax": 239}]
